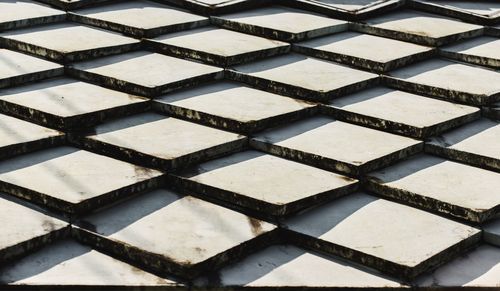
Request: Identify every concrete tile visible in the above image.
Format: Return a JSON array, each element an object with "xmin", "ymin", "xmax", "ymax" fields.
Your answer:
[
  {"xmin": 147, "ymin": 27, "xmax": 290, "ymax": 66},
  {"xmin": 74, "ymin": 189, "xmax": 277, "ymax": 279},
  {"xmin": 230, "ymin": 54, "xmax": 379, "ymax": 102},
  {"xmin": 35, "ymin": 0, "xmax": 114, "ymax": 10},
  {"xmin": 353, "ymin": 10, "xmax": 483, "ymax": 46},
  {"xmin": 294, "ymin": 32, "xmax": 435, "ymax": 72},
  {"xmin": 68, "ymin": 51, "xmax": 223, "ymax": 97},
  {"xmin": 441, "ymin": 36, "xmax": 500, "ymax": 69},
  {"xmin": 0, "ymin": 146, "xmax": 163, "ymax": 214},
  {"xmin": 197, "ymin": 244, "xmax": 403, "ymax": 288},
  {"xmin": 161, "ymin": 0, "xmax": 263, "ymax": 14},
  {"xmin": 484, "ymin": 219, "xmax": 500, "ymax": 247},
  {"xmin": 0, "ymin": 194, "xmax": 68, "ymax": 263},
  {"xmin": 324, "ymin": 87, "xmax": 480, "ymax": 138},
  {"xmin": 80, "ymin": 113, "xmax": 247, "ymax": 170},
  {"xmin": 0, "ymin": 49, "xmax": 63, "ymax": 88},
  {"xmin": 0, "ymin": 239, "xmax": 179, "ymax": 286},
  {"xmin": 251, "ymin": 116, "xmax": 422, "ymax": 175},
  {"xmin": 412, "ymin": 1, "xmax": 500, "ymax": 25},
  {"xmin": 171, "ymin": 150, "xmax": 358, "ymax": 217},
  {"xmin": 70, "ymin": 0, "xmax": 209, "ymax": 38},
  {"xmin": 284, "ymin": 192, "xmax": 481, "ymax": 280},
  {"xmin": 367, "ymin": 155, "xmax": 500, "ymax": 223},
  {"xmin": 416, "ymin": 245, "xmax": 500, "ymax": 287},
  {"xmin": 0, "ymin": 114, "xmax": 64, "ymax": 160},
  {"xmin": 211, "ymin": 6, "xmax": 348, "ymax": 42},
  {"xmin": 0, "ymin": 78, "xmax": 149, "ymax": 130},
  {"xmin": 290, "ymin": 0, "xmax": 404, "ymax": 20},
  {"xmin": 153, "ymin": 81, "xmax": 317, "ymax": 134},
  {"xmin": 386, "ymin": 58, "xmax": 500, "ymax": 106},
  {"xmin": 0, "ymin": 23, "xmax": 140, "ymax": 63},
  {"xmin": 427, "ymin": 119, "xmax": 499, "ymax": 171},
  {"xmin": 0, "ymin": 0, "xmax": 65, "ymax": 31}
]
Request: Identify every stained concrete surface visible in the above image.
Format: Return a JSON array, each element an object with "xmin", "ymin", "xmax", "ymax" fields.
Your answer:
[
  {"xmin": 441, "ymin": 36, "xmax": 500, "ymax": 68},
  {"xmin": 0, "ymin": 0, "xmax": 65, "ymax": 31}
]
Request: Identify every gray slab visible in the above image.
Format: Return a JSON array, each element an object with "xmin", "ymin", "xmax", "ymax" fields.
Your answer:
[
  {"xmin": 484, "ymin": 219, "xmax": 500, "ymax": 247},
  {"xmin": 0, "ymin": 78, "xmax": 149, "ymax": 130},
  {"xmin": 0, "ymin": 114, "xmax": 64, "ymax": 160},
  {"xmin": 386, "ymin": 58, "xmax": 500, "ymax": 106},
  {"xmin": 171, "ymin": 150, "xmax": 358, "ymax": 217},
  {"xmin": 79, "ymin": 113, "xmax": 247, "ymax": 170},
  {"xmin": 74, "ymin": 189, "xmax": 277, "ymax": 279},
  {"xmin": 161, "ymin": 0, "xmax": 263, "ymax": 14},
  {"xmin": 70, "ymin": 0, "xmax": 209, "ymax": 38},
  {"xmin": 153, "ymin": 81, "xmax": 317, "ymax": 134},
  {"xmin": 284, "ymin": 192, "xmax": 481, "ymax": 280},
  {"xmin": 367, "ymin": 154, "xmax": 500, "ymax": 223},
  {"xmin": 294, "ymin": 31, "xmax": 435, "ymax": 72},
  {"xmin": 251, "ymin": 116, "xmax": 422, "ymax": 175},
  {"xmin": 147, "ymin": 27, "xmax": 290, "ymax": 67},
  {"xmin": 68, "ymin": 51, "xmax": 223, "ymax": 97},
  {"xmin": 0, "ymin": 146, "xmax": 163, "ymax": 214},
  {"xmin": 427, "ymin": 119, "xmax": 500, "ymax": 172},
  {"xmin": 229, "ymin": 54, "xmax": 379, "ymax": 102},
  {"xmin": 324, "ymin": 87, "xmax": 480, "ymax": 138},
  {"xmin": 0, "ymin": 0, "xmax": 65, "ymax": 31},
  {"xmin": 440, "ymin": 36, "xmax": 500, "ymax": 69},
  {"xmin": 0, "ymin": 49, "xmax": 63, "ymax": 88},
  {"xmin": 0, "ymin": 23, "xmax": 140, "ymax": 63},
  {"xmin": 352, "ymin": 10, "xmax": 483, "ymax": 46},
  {"xmin": 34, "ymin": 0, "xmax": 114, "ymax": 10},
  {"xmin": 211, "ymin": 6, "xmax": 348, "ymax": 42}
]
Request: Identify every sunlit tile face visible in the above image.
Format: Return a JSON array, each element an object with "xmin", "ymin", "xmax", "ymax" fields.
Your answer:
[
  {"xmin": 0, "ymin": 0, "xmax": 65, "ymax": 31},
  {"xmin": 441, "ymin": 36, "xmax": 500, "ymax": 68}
]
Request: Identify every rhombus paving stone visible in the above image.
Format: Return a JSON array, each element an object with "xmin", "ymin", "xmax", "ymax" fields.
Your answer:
[
  {"xmin": 68, "ymin": 51, "xmax": 223, "ymax": 97},
  {"xmin": 385, "ymin": 58, "xmax": 500, "ymax": 106},
  {"xmin": 35, "ymin": 0, "xmax": 114, "ymax": 10},
  {"xmin": 0, "ymin": 78, "xmax": 149, "ymax": 130},
  {"xmin": 211, "ymin": 6, "xmax": 348, "ymax": 42},
  {"xmin": 161, "ymin": 0, "xmax": 263, "ymax": 15},
  {"xmin": 73, "ymin": 189, "xmax": 277, "ymax": 279},
  {"xmin": 0, "ymin": 23, "xmax": 140, "ymax": 63},
  {"xmin": 78, "ymin": 113, "xmax": 247, "ymax": 170},
  {"xmin": 196, "ymin": 244, "xmax": 403, "ymax": 288},
  {"xmin": 426, "ymin": 119, "xmax": 500, "ymax": 172},
  {"xmin": 251, "ymin": 116, "xmax": 422, "ymax": 176},
  {"xmin": 283, "ymin": 192, "xmax": 481, "ymax": 280},
  {"xmin": 229, "ymin": 53, "xmax": 379, "ymax": 102},
  {"xmin": 0, "ymin": 49, "xmax": 62, "ymax": 89},
  {"xmin": 69, "ymin": 0, "xmax": 209, "ymax": 38},
  {"xmin": 0, "ymin": 146, "xmax": 163, "ymax": 214},
  {"xmin": 367, "ymin": 154, "xmax": 500, "ymax": 223},
  {"xmin": 169, "ymin": 150, "xmax": 359, "ymax": 218},
  {"xmin": 0, "ymin": 239, "xmax": 181, "ymax": 287},
  {"xmin": 440, "ymin": 36, "xmax": 500, "ymax": 69},
  {"xmin": 0, "ymin": 114, "xmax": 64, "ymax": 160},
  {"xmin": 352, "ymin": 10, "xmax": 483, "ymax": 46},
  {"xmin": 323, "ymin": 86, "xmax": 480, "ymax": 139},
  {"xmin": 293, "ymin": 31, "xmax": 435, "ymax": 73},
  {"xmin": 152, "ymin": 81, "xmax": 317, "ymax": 134},
  {"xmin": 0, "ymin": 0, "xmax": 65, "ymax": 31},
  {"xmin": 146, "ymin": 27, "xmax": 290, "ymax": 67},
  {"xmin": 0, "ymin": 193, "xmax": 68, "ymax": 264}
]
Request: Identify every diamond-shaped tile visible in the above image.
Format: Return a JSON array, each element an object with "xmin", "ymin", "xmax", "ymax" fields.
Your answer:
[
  {"xmin": 229, "ymin": 54, "xmax": 378, "ymax": 102},
  {"xmin": 69, "ymin": 0, "xmax": 209, "ymax": 38},
  {"xmin": 427, "ymin": 119, "xmax": 499, "ymax": 171},
  {"xmin": 294, "ymin": 32, "xmax": 435, "ymax": 72},
  {"xmin": 386, "ymin": 59, "xmax": 500, "ymax": 106},
  {"xmin": 211, "ymin": 6, "xmax": 348, "ymax": 42},
  {"xmin": 146, "ymin": 27, "xmax": 290, "ymax": 66},
  {"xmin": 411, "ymin": 0, "xmax": 500, "ymax": 25},
  {"xmin": 153, "ymin": 81, "xmax": 317, "ymax": 134},
  {"xmin": 35, "ymin": 0, "xmax": 114, "ymax": 10},
  {"xmin": 0, "ymin": 49, "xmax": 62, "ymax": 88},
  {"xmin": 440, "ymin": 36, "xmax": 500, "ymax": 69},
  {"xmin": 0, "ymin": 147, "xmax": 163, "ymax": 214},
  {"xmin": 251, "ymin": 116, "xmax": 422, "ymax": 175},
  {"xmin": 74, "ymin": 189, "xmax": 277, "ymax": 279},
  {"xmin": 171, "ymin": 150, "xmax": 358, "ymax": 217},
  {"xmin": 323, "ymin": 87, "xmax": 480, "ymax": 138},
  {"xmin": 162, "ymin": 0, "xmax": 263, "ymax": 14},
  {"xmin": 0, "ymin": 114, "xmax": 63, "ymax": 160},
  {"xmin": 0, "ymin": 0, "xmax": 65, "ymax": 31},
  {"xmin": 0, "ymin": 23, "xmax": 140, "ymax": 63},
  {"xmin": 367, "ymin": 155, "xmax": 500, "ymax": 223},
  {"xmin": 284, "ymin": 192, "xmax": 481, "ymax": 280},
  {"xmin": 0, "ymin": 78, "xmax": 149, "ymax": 130},
  {"xmin": 78, "ymin": 113, "xmax": 247, "ymax": 170},
  {"xmin": 289, "ymin": 0, "xmax": 404, "ymax": 20},
  {"xmin": 68, "ymin": 51, "xmax": 223, "ymax": 97}
]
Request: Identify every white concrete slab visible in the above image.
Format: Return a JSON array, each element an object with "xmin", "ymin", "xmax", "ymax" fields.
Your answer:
[
  {"xmin": 419, "ymin": 1, "xmax": 500, "ymax": 17},
  {"xmin": 0, "ymin": 0, "xmax": 65, "ymax": 31},
  {"xmin": 441, "ymin": 36, "xmax": 500, "ymax": 68}
]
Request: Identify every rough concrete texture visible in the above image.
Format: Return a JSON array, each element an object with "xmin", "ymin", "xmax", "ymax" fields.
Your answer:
[
  {"xmin": 441, "ymin": 36, "xmax": 500, "ymax": 68},
  {"xmin": 0, "ymin": 0, "xmax": 65, "ymax": 31}
]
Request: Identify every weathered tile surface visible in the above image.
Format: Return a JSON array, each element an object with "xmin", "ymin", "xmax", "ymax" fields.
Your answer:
[
  {"xmin": 0, "ymin": 0, "xmax": 65, "ymax": 31},
  {"xmin": 440, "ymin": 36, "xmax": 500, "ymax": 68},
  {"xmin": 161, "ymin": 0, "xmax": 263, "ymax": 14},
  {"xmin": 35, "ymin": 0, "xmax": 114, "ymax": 10},
  {"xmin": 290, "ymin": 0, "xmax": 404, "ymax": 20},
  {"xmin": 411, "ymin": 0, "xmax": 500, "ymax": 25}
]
